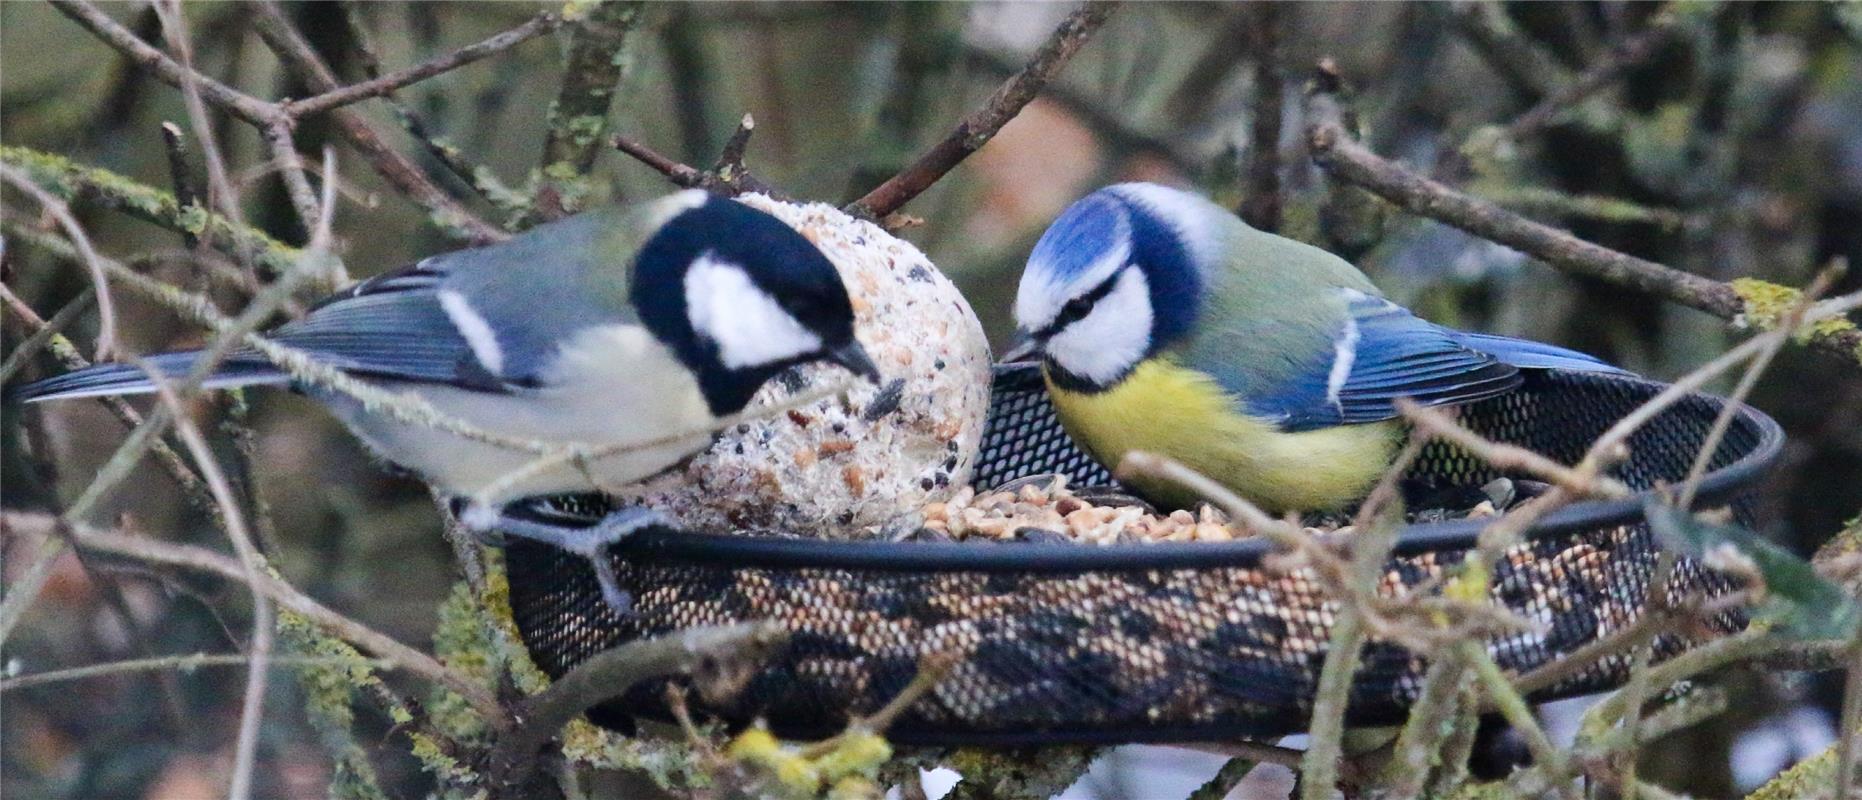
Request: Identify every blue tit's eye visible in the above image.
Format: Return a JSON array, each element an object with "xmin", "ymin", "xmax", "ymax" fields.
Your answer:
[{"xmin": 1061, "ymin": 295, "xmax": 1094, "ymax": 323}]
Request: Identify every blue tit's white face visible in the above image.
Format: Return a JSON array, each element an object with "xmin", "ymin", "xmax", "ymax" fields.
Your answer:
[{"xmin": 1013, "ymin": 184, "xmax": 1211, "ymax": 390}]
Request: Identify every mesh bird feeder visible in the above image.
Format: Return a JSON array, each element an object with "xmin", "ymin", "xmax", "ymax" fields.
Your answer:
[{"xmin": 504, "ymin": 364, "xmax": 1782, "ymax": 744}]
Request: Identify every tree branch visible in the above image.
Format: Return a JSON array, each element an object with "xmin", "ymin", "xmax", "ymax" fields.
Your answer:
[
  {"xmin": 49, "ymin": 0, "xmax": 277, "ymax": 126},
  {"xmin": 250, "ymin": 3, "xmax": 506, "ymax": 243},
  {"xmin": 0, "ymin": 510, "xmax": 508, "ymax": 727},
  {"xmin": 524, "ymin": 1, "xmax": 644, "ymax": 225},
  {"xmin": 1305, "ymin": 104, "xmax": 1862, "ymax": 367},
  {"xmin": 846, "ymin": 2, "xmax": 1119, "ymax": 222},
  {"xmin": 281, "ymin": 10, "xmax": 563, "ymax": 120},
  {"xmin": 485, "ymin": 623, "xmax": 789, "ymax": 794}
]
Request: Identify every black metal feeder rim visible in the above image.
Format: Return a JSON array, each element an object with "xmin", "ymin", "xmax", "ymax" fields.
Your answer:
[{"xmin": 600, "ymin": 378, "xmax": 1785, "ymax": 575}]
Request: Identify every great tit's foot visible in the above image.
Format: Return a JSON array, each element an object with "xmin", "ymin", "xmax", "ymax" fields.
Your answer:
[{"xmin": 456, "ymin": 502, "xmax": 667, "ymax": 615}]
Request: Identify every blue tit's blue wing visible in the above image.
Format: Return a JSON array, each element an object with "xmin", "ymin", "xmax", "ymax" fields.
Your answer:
[
  {"xmin": 1451, "ymin": 331, "xmax": 1628, "ymax": 373},
  {"xmin": 1245, "ymin": 291, "xmax": 1522, "ymax": 431}
]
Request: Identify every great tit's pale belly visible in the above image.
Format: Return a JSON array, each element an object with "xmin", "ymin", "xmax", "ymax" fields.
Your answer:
[
  {"xmin": 322, "ymin": 324, "xmax": 715, "ymax": 502},
  {"xmin": 1045, "ymin": 358, "xmax": 1398, "ymax": 513}
]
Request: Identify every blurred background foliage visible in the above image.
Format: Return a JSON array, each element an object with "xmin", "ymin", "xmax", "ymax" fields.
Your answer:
[{"xmin": 3, "ymin": 2, "xmax": 1861, "ymax": 798}]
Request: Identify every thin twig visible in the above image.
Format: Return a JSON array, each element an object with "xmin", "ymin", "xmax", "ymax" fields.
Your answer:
[
  {"xmin": 0, "ymin": 166, "xmax": 118, "ymax": 359},
  {"xmin": 0, "ymin": 510, "xmax": 508, "ymax": 726},
  {"xmin": 1504, "ymin": 12, "xmax": 1682, "ymax": 141},
  {"xmin": 1398, "ymin": 399, "xmax": 1631, "ymax": 499},
  {"xmin": 0, "ymin": 282, "xmax": 211, "ymax": 514},
  {"xmin": 281, "ymin": 10, "xmax": 563, "ymax": 119},
  {"xmin": 136, "ymin": 359, "xmax": 274, "ymax": 800},
  {"xmin": 1840, "ymin": 640, "xmax": 1862, "ymax": 798},
  {"xmin": 48, "ymin": 0, "xmax": 278, "ymax": 126},
  {"xmin": 486, "ymin": 623, "xmax": 789, "ymax": 793},
  {"xmin": 249, "ymin": 2, "xmax": 505, "ymax": 243},
  {"xmin": 0, "ymin": 652, "xmax": 390, "ymax": 692},
  {"xmin": 157, "ymin": 122, "xmax": 201, "ymax": 249},
  {"xmin": 1676, "ymin": 264, "xmax": 1840, "ymax": 508},
  {"xmin": 1306, "ymin": 107, "xmax": 1862, "ymax": 367},
  {"xmin": 1460, "ymin": 641, "xmax": 1579, "ymax": 800},
  {"xmin": 846, "ymin": 2, "xmax": 1119, "ymax": 222},
  {"xmin": 524, "ymin": 0, "xmax": 643, "ymax": 225}
]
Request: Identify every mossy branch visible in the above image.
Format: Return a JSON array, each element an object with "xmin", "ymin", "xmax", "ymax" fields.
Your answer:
[{"xmin": 1, "ymin": 144, "xmax": 299, "ymax": 277}]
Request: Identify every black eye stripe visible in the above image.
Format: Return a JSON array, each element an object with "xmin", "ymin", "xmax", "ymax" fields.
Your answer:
[{"xmin": 1040, "ymin": 268, "xmax": 1126, "ymax": 338}]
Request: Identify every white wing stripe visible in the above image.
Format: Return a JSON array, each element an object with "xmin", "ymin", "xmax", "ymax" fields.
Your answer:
[{"xmin": 438, "ymin": 289, "xmax": 506, "ymax": 376}]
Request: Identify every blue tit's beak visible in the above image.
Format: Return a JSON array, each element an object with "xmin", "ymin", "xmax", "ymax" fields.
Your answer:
[
  {"xmin": 999, "ymin": 329, "xmax": 1042, "ymax": 364},
  {"xmin": 829, "ymin": 340, "xmax": 883, "ymax": 383}
]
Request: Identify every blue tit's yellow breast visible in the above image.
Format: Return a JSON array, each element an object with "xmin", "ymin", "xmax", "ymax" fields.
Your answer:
[{"xmin": 1045, "ymin": 357, "xmax": 1399, "ymax": 513}]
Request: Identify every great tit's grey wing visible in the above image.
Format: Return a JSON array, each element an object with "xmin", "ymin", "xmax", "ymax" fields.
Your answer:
[
  {"xmin": 1187, "ymin": 290, "xmax": 1520, "ymax": 432},
  {"xmin": 414, "ymin": 205, "xmax": 651, "ymax": 387},
  {"xmin": 12, "ymin": 203, "xmax": 671, "ymax": 404},
  {"xmin": 11, "ymin": 261, "xmax": 509, "ymax": 403}
]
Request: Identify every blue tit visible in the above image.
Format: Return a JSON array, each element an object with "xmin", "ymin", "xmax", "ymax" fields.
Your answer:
[
  {"xmin": 1006, "ymin": 183, "xmax": 1623, "ymax": 514},
  {"xmin": 13, "ymin": 189, "xmax": 881, "ymax": 610}
]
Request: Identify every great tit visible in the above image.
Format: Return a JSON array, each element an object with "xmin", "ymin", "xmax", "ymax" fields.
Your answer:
[
  {"xmin": 13, "ymin": 189, "xmax": 882, "ymax": 610},
  {"xmin": 1006, "ymin": 183, "xmax": 1623, "ymax": 514}
]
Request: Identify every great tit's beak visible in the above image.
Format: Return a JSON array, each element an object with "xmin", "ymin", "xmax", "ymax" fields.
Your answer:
[
  {"xmin": 828, "ymin": 340, "xmax": 883, "ymax": 383},
  {"xmin": 998, "ymin": 329, "xmax": 1042, "ymax": 364}
]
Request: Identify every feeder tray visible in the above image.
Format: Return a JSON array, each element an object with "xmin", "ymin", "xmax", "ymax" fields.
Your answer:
[{"xmin": 504, "ymin": 365, "xmax": 1782, "ymax": 745}]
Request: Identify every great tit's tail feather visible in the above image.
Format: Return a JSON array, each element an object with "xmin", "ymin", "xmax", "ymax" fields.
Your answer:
[
  {"xmin": 1454, "ymin": 332, "xmax": 1627, "ymax": 374},
  {"xmin": 8, "ymin": 351, "xmax": 290, "ymax": 403}
]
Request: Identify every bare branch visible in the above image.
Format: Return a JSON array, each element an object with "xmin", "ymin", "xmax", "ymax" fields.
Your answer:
[
  {"xmin": 847, "ymin": 2, "xmax": 1120, "ymax": 222},
  {"xmin": 157, "ymin": 122, "xmax": 201, "ymax": 249},
  {"xmin": 0, "ymin": 652, "xmax": 390, "ymax": 693},
  {"xmin": 0, "ymin": 511, "xmax": 508, "ymax": 727},
  {"xmin": 1504, "ymin": 12, "xmax": 1683, "ymax": 141},
  {"xmin": 282, "ymin": 11, "xmax": 563, "ymax": 119},
  {"xmin": 0, "ymin": 166, "xmax": 119, "ymax": 360},
  {"xmin": 250, "ymin": 3, "xmax": 506, "ymax": 243},
  {"xmin": 135, "ymin": 360, "xmax": 274, "ymax": 800},
  {"xmin": 525, "ymin": 1, "xmax": 644, "ymax": 225},
  {"xmin": 48, "ymin": 0, "xmax": 277, "ymax": 126},
  {"xmin": 1306, "ymin": 101, "xmax": 1862, "ymax": 367},
  {"xmin": 485, "ymin": 623, "xmax": 789, "ymax": 794}
]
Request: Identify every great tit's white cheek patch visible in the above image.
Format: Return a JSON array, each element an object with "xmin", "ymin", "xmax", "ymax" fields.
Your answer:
[
  {"xmin": 1047, "ymin": 267, "xmax": 1153, "ymax": 385},
  {"xmin": 683, "ymin": 254, "xmax": 822, "ymax": 369},
  {"xmin": 438, "ymin": 289, "xmax": 505, "ymax": 375}
]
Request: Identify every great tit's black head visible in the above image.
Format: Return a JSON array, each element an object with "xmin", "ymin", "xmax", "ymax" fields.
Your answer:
[{"xmin": 633, "ymin": 191, "xmax": 880, "ymax": 415}]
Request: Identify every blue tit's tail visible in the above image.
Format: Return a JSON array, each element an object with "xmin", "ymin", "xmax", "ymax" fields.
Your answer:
[
  {"xmin": 7, "ymin": 351, "xmax": 290, "ymax": 403},
  {"xmin": 1452, "ymin": 331, "xmax": 1628, "ymax": 374}
]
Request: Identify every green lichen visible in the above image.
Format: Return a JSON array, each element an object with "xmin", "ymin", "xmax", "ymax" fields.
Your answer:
[
  {"xmin": 560, "ymin": 726, "xmax": 712, "ymax": 792},
  {"xmin": 0, "ymin": 145, "xmax": 300, "ymax": 276},
  {"xmin": 427, "ymin": 581, "xmax": 501, "ymax": 742},
  {"xmin": 561, "ymin": 0, "xmax": 606, "ymax": 23},
  {"xmin": 1745, "ymin": 739, "xmax": 1842, "ymax": 800},
  {"xmin": 565, "ymin": 114, "xmax": 609, "ymax": 148},
  {"xmin": 275, "ymin": 611, "xmax": 391, "ymax": 800},
  {"xmin": 409, "ymin": 731, "xmax": 481, "ymax": 788},
  {"xmin": 1730, "ymin": 278, "xmax": 1862, "ymax": 353}
]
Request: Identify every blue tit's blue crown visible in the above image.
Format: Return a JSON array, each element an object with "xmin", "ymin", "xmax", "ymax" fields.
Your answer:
[{"xmin": 1027, "ymin": 193, "xmax": 1130, "ymax": 286}]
